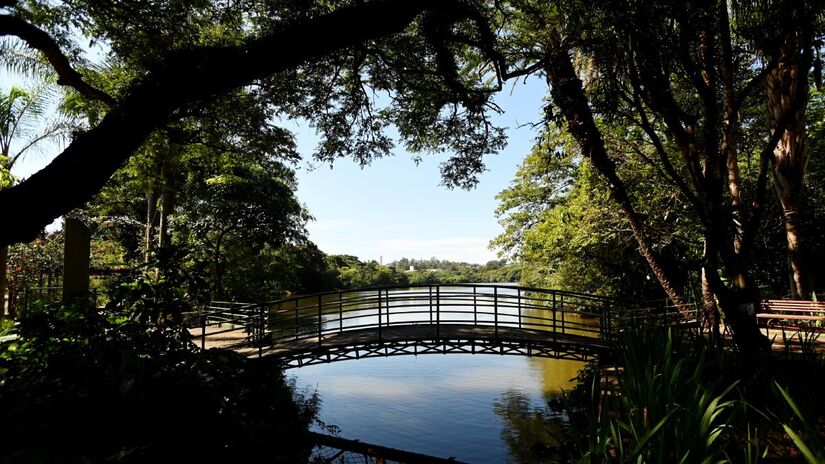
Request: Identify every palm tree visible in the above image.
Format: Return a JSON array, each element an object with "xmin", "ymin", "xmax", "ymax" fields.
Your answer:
[{"xmin": 0, "ymin": 83, "xmax": 72, "ymax": 316}]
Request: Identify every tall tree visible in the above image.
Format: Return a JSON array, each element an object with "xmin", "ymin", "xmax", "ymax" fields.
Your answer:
[
  {"xmin": 490, "ymin": 0, "xmax": 824, "ymax": 347},
  {"xmin": 743, "ymin": 3, "xmax": 823, "ymax": 298}
]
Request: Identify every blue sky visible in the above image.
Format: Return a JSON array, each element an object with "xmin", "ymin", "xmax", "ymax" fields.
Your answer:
[
  {"xmin": 6, "ymin": 69, "xmax": 548, "ymax": 265},
  {"xmin": 292, "ymin": 78, "xmax": 547, "ymax": 264}
]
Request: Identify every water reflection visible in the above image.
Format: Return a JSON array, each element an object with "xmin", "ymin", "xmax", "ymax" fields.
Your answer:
[
  {"xmin": 528, "ymin": 357, "xmax": 582, "ymax": 396},
  {"xmin": 290, "ymin": 353, "xmax": 585, "ymax": 463},
  {"xmin": 494, "ymin": 390, "xmax": 567, "ymax": 463}
]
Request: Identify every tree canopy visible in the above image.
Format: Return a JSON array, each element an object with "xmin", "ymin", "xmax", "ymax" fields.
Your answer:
[{"xmin": 0, "ymin": 0, "xmax": 513, "ymax": 245}]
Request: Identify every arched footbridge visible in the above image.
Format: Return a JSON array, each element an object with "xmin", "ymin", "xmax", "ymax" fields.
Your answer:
[{"xmin": 187, "ymin": 284, "xmax": 694, "ymax": 368}]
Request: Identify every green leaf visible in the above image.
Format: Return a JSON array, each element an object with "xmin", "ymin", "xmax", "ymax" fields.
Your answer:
[
  {"xmin": 628, "ymin": 408, "xmax": 677, "ymax": 460},
  {"xmin": 781, "ymin": 424, "xmax": 820, "ymax": 464}
]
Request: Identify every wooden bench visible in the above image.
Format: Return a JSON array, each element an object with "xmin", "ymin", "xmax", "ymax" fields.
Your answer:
[{"xmin": 757, "ymin": 300, "xmax": 825, "ymax": 337}]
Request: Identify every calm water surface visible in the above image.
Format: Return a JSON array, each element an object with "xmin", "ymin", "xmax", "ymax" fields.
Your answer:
[{"xmin": 290, "ymin": 353, "xmax": 584, "ymax": 463}]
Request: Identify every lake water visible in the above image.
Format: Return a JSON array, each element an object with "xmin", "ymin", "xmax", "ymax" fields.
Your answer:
[
  {"xmin": 287, "ymin": 284, "xmax": 592, "ymax": 463},
  {"xmin": 290, "ymin": 354, "xmax": 584, "ymax": 463}
]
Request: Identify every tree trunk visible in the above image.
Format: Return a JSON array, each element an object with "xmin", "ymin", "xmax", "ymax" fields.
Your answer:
[
  {"xmin": 158, "ymin": 187, "xmax": 174, "ymax": 249},
  {"xmin": 766, "ymin": 35, "xmax": 812, "ymax": 299},
  {"xmin": 144, "ymin": 191, "xmax": 158, "ymax": 263},
  {"xmin": 213, "ymin": 230, "xmax": 227, "ymax": 299},
  {"xmin": 543, "ymin": 30, "xmax": 688, "ymax": 313},
  {"xmin": 701, "ymin": 243, "xmax": 721, "ymax": 344}
]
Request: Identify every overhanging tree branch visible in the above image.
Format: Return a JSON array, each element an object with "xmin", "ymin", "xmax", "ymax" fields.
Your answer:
[
  {"xmin": 0, "ymin": 15, "xmax": 116, "ymax": 107},
  {"xmin": 0, "ymin": 0, "xmax": 488, "ymax": 246}
]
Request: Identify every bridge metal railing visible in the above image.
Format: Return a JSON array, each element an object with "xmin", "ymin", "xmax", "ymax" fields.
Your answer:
[
  {"xmin": 615, "ymin": 299, "xmax": 702, "ymax": 330},
  {"xmin": 185, "ymin": 301, "xmax": 263, "ymax": 352},
  {"xmin": 264, "ymin": 284, "xmax": 615, "ymax": 347},
  {"xmin": 186, "ymin": 285, "xmax": 703, "ymax": 357}
]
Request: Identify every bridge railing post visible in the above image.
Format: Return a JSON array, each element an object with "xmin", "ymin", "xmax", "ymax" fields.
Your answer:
[
  {"xmin": 201, "ymin": 309, "xmax": 206, "ymax": 350},
  {"xmin": 517, "ymin": 288, "xmax": 522, "ymax": 329},
  {"xmin": 494, "ymin": 287, "xmax": 498, "ymax": 338},
  {"xmin": 339, "ymin": 291, "xmax": 343, "ymax": 334},
  {"xmin": 259, "ymin": 305, "xmax": 265, "ymax": 358},
  {"xmin": 294, "ymin": 298, "xmax": 299, "ymax": 340},
  {"xmin": 601, "ymin": 301, "xmax": 609, "ymax": 340},
  {"xmin": 436, "ymin": 286, "xmax": 440, "ymax": 340},
  {"xmin": 560, "ymin": 294, "xmax": 565, "ymax": 335},
  {"xmin": 473, "ymin": 285, "xmax": 477, "ymax": 326},
  {"xmin": 552, "ymin": 292, "xmax": 557, "ymax": 344},
  {"xmin": 429, "ymin": 286, "xmax": 433, "ymax": 325},
  {"xmin": 318, "ymin": 294, "xmax": 323, "ymax": 348},
  {"xmin": 378, "ymin": 289, "xmax": 383, "ymax": 342}
]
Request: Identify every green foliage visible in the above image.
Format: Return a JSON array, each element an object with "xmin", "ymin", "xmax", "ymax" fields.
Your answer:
[
  {"xmin": 591, "ymin": 330, "xmax": 742, "ymax": 462},
  {"xmin": 776, "ymin": 382, "xmax": 825, "ymax": 464},
  {"xmin": 219, "ymin": 242, "xmax": 338, "ymax": 301},
  {"xmin": 392, "ymin": 257, "xmax": 521, "ymax": 285},
  {"xmin": 494, "ymin": 128, "xmax": 693, "ymax": 301},
  {"xmin": 0, "ymin": 296, "xmax": 315, "ymax": 463},
  {"xmin": 326, "ymin": 255, "xmax": 409, "ymax": 290},
  {"xmin": 494, "ymin": 328, "xmax": 825, "ymax": 463},
  {"xmin": 5, "ymin": 231, "xmax": 64, "ymax": 312},
  {"xmin": 105, "ymin": 248, "xmax": 209, "ymax": 326}
]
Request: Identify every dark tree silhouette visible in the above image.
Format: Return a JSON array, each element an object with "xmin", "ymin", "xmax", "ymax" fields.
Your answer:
[{"xmin": 0, "ymin": 0, "xmax": 501, "ymax": 246}]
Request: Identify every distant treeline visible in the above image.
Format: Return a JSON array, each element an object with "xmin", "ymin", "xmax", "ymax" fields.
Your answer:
[
  {"xmin": 388, "ymin": 257, "xmax": 520, "ymax": 284},
  {"xmin": 324, "ymin": 255, "xmax": 520, "ymax": 291}
]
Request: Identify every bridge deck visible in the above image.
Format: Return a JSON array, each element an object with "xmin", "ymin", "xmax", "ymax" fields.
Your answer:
[{"xmin": 187, "ymin": 324, "xmax": 610, "ymax": 364}]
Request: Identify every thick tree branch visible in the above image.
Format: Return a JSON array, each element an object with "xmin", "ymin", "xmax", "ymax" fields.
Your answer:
[
  {"xmin": 0, "ymin": 0, "xmax": 474, "ymax": 245},
  {"xmin": 0, "ymin": 15, "xmax": 116, "ymax": 107}
]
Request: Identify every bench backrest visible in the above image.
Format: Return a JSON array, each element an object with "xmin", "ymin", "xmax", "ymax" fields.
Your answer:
[{"xmin": 761, "ymin": 300, "xmax": 825, "ymax": 313}]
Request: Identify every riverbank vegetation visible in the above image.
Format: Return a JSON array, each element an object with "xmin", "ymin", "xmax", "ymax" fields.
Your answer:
[
  {"xmin": 497, "ymin": 328, "xmax": 825, "ymax": 462},
  {"xmin": 0, "ymin": 276, "xmax": 317, "ymax": 463}
]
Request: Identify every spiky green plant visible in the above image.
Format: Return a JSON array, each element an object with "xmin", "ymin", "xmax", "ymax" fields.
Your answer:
[{"xmin": 592, "ymin": 328, "xmax": 750, "ymax": 462}]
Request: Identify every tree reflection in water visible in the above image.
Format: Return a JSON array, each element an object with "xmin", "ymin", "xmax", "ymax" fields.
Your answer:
[{"xmin": 495, "ymin": 359, "xmax": 597, "ymax": 463}]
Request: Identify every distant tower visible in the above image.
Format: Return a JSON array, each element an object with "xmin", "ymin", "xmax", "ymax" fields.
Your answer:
[{"xmin": 380, "ymin": 255, "xmax": 383, "ymax": 265}]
